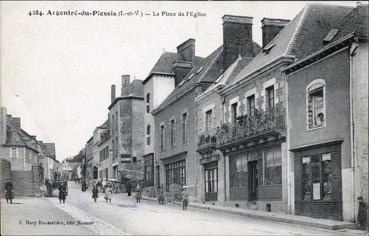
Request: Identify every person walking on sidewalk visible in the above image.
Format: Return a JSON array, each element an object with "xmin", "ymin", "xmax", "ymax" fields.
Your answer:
[
  {"xmin": 158, "ymin": 185, "xmax": 164, "ymax": 205},
  {"xmin": 92, "ymin": 184, "xmax": 99, "ymax": 203},
  {"xmin": 181, "ymin": 186, "xmax": 189, "ymax": 210},
  {"xmin": 105, "ymin": 181, "xmax": 113, "ymax": 203},
  {"xmin": 135, "ymin": 183, "xmax": 142, "ymax": 203},
  {"xmin": 126, "ymin": 180, "xmax": 132, "ymax": 196},
  {"xmin": 58, "ymin": 182, "xmax": 67, "ymax": 204},
  {"xmin": 4, "ymin": 177, "xmax": 14, "ymax": 204}
]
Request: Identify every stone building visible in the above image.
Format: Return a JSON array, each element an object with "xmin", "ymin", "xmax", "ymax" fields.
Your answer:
[
  {"xmin": 284, "ymin": 4, "xmax": 368, "ymax": 221},
  {"xmin": 152, "ymin": 15, "xmax": 261, "ymax": 201},
  {"xmin": 107, "ymin": 75, "xmax": 145, "ymax": 185},
  {"xmin": 0, "ymin": 107, "xmax": 50, "ymax": 197},
  {"xmin": 142, "ymin": 39, "xmax": 203, "ymax": 197}
]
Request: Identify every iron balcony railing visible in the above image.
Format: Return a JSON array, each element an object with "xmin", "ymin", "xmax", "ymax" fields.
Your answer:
[
  {"xmin": 197, "ymin": 133, "xmax": 217, "ymax": 151},
  {"xmin": 216, "ymin": 108, "xmax": 285, "ymax": 148}
]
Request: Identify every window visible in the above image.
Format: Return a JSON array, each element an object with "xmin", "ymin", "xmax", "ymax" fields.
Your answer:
[
  {"xmin": 205, "ymin": 109, "xmax": 213, "ymax": 134},
  {"xmin": 11, "ymin": 148, "xmax": 17, "ymax": 158},
  {"xmin": 231, "ymin": 102, "xmax": 238, "ymax": 124},
  {"xmin": 170, "ymin": 119, "xmax": 176, "ymax": 148},
  {"xmin": 301, "ymin": 153, "xmax": 333, "ymax": 201},
  {"xmin": 165, "ymin": 160, "xmax": 186, "ymax": 189},
  {"xmin": 145, "ymin": 126, "xmax": 150, "ymax": 145},
  {"xmin": 229, "ymin": 154, "xmax": 248, "ymax": 188},
  {"xmin": 264, "ymin": 147, "xmax": 282, "ymax": 185},
  {"xmin": 247, "ymin": 95, "xmax": 255, "ymax": 116},
  {"xmin": 146, "ymin": 93, "xmax": 150, "ymax": 113},
  {"xmin": 265, "ymin": 86, "xmax": 275, "ymax": 110},
  {"xmin": 160, "ymin": 124, "xmax": 165, "ymax": 151},
  {"xmin": 182, "ymin": 113, "xmax": 187, "ymax": 143},
  {"xmin": 307, "ymin": 80, "xmax": 325, "ymax": 129},
  {"xmin": 205, "ymin": 168, "xmax": 218, "ymax": 194}
]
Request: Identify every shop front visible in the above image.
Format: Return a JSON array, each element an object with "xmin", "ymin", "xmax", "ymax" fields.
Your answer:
[{"xmin": 292, "ymin": 141, "xmax": 343, "ymax": 220}]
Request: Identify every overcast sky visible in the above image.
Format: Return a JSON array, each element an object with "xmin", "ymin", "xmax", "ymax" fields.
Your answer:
[{"xmin": 1, "ymin": 1, "xmax": 358, "ymax": 161}]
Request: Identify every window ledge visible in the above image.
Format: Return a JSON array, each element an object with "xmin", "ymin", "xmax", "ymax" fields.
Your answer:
[{"xmin": 306, "ymin": 124, "xmax": 326, "ymax": 132}]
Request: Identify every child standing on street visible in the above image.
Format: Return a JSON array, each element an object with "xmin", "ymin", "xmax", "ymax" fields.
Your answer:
[{"xmin": 181, "ymin": 186, "xmax": 189, "ymax": 210}]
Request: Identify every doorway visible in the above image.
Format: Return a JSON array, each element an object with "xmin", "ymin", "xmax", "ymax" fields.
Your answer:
[{"xmin": 248, "ymin": 160, "xmax": 258, "ymax": 202}]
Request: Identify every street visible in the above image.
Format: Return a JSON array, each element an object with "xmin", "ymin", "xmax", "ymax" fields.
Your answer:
[{"xmin": 1, "ymin": 181, "xmax": 366, "ymax": 235}]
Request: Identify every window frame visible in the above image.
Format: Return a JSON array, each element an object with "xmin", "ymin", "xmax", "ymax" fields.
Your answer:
[
  {"xmin": 146, "ymin": 93, "xmax": 151, "ymax": 113},
  {"xmin": 160, "ymin": 123, "xmax": 165, "ymax": 151},
  {"xmin": 247, "ymin": 94, "xmax": 256, "ymax": 117},
  {"xmin": 182, "ymin": 112, "xmax": 188, "ymax": 143},
  {"xmin": 265, "ymin": 85, "xmax": 275, "ymax": 110},
  {"xmin": 205, "ymin": 109, "xmax": 213, "ymax": 134},
  {"xmin": 146, "ymin": 124, "xmax": 151, "ymax": 146},
  {"xmin": 306, "ymin": 79, "xmax": 326, "ymax": 131},
  {"xmin": 170, "ymin": 118, "xmax": 176, "ymax": 148}
]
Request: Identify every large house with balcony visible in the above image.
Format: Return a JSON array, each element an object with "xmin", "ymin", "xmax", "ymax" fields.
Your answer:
[{"xmin": 153, "ymin": 15, "xmax": 261, "ymax": 201}]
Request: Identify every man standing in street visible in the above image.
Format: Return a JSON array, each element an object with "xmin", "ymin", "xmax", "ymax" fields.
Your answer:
[
  {"xmin": 4, "ymin": 177, "xmax": 14, "ymax": 204},
  {"xmin": 126, "ymin": 180, "xmax": 132, "ymax": 196}
]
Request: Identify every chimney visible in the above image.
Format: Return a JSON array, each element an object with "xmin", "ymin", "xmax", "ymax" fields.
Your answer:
[
  {"xmin": 0, "ymin": 107, "xmax": 7, "ymax": 145},
  {"xmin": 10, "ymin": 117, "xmax": 21, "ymax": 129},
  {"xmin": 176, "ymin": 38, "xmax": 196, "ymax": 63},
  {"xmin": 261, "ymin": 18, "xmax": 290, "ymax": 47},
  {"xmin": 173, "ymin": 61, "xmax": 193, "ymax": 86},
  {"xmin": 223, "ymin": 15, "xmax": 254, "ymax": 71},
  {"xmin": 121, "ymin": 75, "xmax": 131, "ymax": 96},
  {"xmin": 111, "ymin": 85, "xmax": 116, "ymax": 103}
]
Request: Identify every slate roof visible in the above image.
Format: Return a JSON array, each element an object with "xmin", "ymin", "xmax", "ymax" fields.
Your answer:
[
  {"xmin": 334, "ymin": 4, "xmax": 368, "ymax": 40},
  {"xmin": 229, "ymin": 3, "xmax": 354, "ymax": 85},
  {"xmin": 152, "ymin": 46, "xmax": 224, "ymax": 114}
]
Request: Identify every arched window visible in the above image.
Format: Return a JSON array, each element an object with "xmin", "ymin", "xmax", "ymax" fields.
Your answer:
[
  {"xmin": 146, "ymin": 93, "xmax": 150, "ymax": 113},
  {"xmin": 306, "ymin": 79, "xmax": 326, "ymax": 130},
  {"xmin": 146, "ymin": 125, "xmax": 151, "ymax": 145}
]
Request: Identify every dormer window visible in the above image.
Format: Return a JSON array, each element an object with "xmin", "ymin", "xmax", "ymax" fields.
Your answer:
[
  {"xmin": 323, "ymin": 29, "xmax": 339, "ymax": 44},
  {"xmin": 262, "ymin": 43, "xmax": 276, "ymax": 54}
]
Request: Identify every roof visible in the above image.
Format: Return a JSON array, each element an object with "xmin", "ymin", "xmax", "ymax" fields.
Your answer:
[
  {"xmin": 152, "ymin": 46, "xmax": 224, "ymax": 114},
  {"xmin": 97, "ymin": 119, "xmax": 109, "ymax": 129},
  {"xmin": 229, "ymin": 3, "xmax": 354, "ymax": 86},
  {"xmin": 142, "ymin": 52, "xmax": 203, "ymax": 84}
]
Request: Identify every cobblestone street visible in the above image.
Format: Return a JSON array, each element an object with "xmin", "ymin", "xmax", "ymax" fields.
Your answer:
[{"xmin": 1, "ymin": 182, "xmax": 367, "ymax": 235}]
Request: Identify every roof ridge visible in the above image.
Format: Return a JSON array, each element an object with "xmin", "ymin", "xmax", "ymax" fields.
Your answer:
[{"xmin": 285, "ymin": 4, "xmax": 309, "ymax": 56}]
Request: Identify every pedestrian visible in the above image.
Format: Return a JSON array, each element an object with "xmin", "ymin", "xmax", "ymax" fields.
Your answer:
[
  {"xmin": 58, "ymin": 182, "xmax": 67, "ymax": 204},
  {"xmin": 158, "ymin": 185, "xmax": 164, "ymax": 205},
  {"xmin": 4, "ymin": 177, "xmax": 14, "ymax": 204},
  {"xmin": 126, "ymin": 180, "xmax": 132, "ymax": 196},
  {"xmin": 181, "ymin": 186, "xmax": 189, "ymax": 210},
  {"xmin": 357, "ymin": 196, "xmax": 368, "ymax": 230},
  {"xmin": 92, "ymin": 184, "xmax": 99, "ymax": 203},
  {"xmin": 82, "ymin": 179, "xmax": 87, "ymax": 192},
  {"xmin": 135, "ymin": 183, "xmax": 142, "ymax": 203},
  {"xmin": 105, "ymin": 181, "xmax": 113, "ymax": 203}
]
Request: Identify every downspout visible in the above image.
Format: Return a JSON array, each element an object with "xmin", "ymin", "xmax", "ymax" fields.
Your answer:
[
  {"xmin": 221, "ymin": 96, "xmax": 227, "ymax": 202},
  {"xmin": 349, "ymin": 40, "xmax": 358, "ymax": 222}
]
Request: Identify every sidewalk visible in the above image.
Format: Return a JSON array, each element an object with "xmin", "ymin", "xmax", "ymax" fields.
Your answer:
[{"xmin": 141, "ymin": 195, "xmax": 357, "ymax": 231}]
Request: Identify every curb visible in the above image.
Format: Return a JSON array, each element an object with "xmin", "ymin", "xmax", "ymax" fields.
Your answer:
[{"xmin": 141, "ymin": 196, "xmax": 357, "ymax": 231}]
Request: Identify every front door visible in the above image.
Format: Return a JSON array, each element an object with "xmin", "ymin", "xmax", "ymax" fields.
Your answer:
[
  {"xmin": 248, "ymin": 160, "xmax": 258, "ymax": 202},
  {"xmin": 205, "ymin": 167, "xmax": 218, "ymax": 201}
]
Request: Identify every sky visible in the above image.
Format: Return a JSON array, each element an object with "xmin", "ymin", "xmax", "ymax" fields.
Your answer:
[{"xmin": 1, "ymin": 1, "xmax": 358, "ymax": 161}]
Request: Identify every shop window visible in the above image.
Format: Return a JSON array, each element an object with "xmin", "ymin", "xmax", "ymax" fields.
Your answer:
[
  {"xmin": 264, "ymin": 147, "xmax": 282, "ymax": 185},
  {"xmin": 230, "ymin": 154, "xmax": 248, "ymax": 188},
  {"xmin": 307, "ymin": 80, "xmax": 326, "ymax": 129},
  {"xmin": 301, "ymin": 153, "xmax": 333, "ymax": 201},
  {"xmin": 165, "ymin": 160, "xmax": 186, "ymax": 189}
]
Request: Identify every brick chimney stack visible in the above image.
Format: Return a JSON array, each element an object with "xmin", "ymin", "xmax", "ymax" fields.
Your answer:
[
  {"xmin": 121, "ymin": 75, "xmax": 131, "ymax": 96},
  {"xmin": 111, "ymin": 85, "xmax": 116, "ymax": 103},
  {"xmin": 222, "ymin": 15, "xmax": 254, "ymax": 71},
  {"xmin": 10, "ymin": 117, "xmax": 21, "ymax": 129},
  {"xmin": 177, "ymin": 38, "xmax": 196, "ymax": 63},
  {"xmin": 261, "ymin": 18, "xmax": 290, "ymax": 47}
]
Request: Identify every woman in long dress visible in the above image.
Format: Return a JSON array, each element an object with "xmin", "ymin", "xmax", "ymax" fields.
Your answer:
[{"xmin": 105, "ymin": 182, "xmax": 113, "ymax": 203}]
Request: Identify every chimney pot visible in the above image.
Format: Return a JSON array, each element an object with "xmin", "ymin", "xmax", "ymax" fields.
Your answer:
[
  {"xmin": 111, "ymin": 85, "xmax": 116, "ymax": 103},
  {"xmin": 261, "ymin": 18, "xmax": 290, "ymax": 47},
  {"xmin": 121, "ymin": 75, "xmax": 131, "ymax": 96}
]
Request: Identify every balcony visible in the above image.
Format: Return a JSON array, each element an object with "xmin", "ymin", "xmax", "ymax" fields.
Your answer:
[
  {"xmin": 216, "ymin": 108, "xmax": 285, "ymax": 151},
  {"xmin": 197, "ymin": 133, "xmax": 217, "ymax": 155}
]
